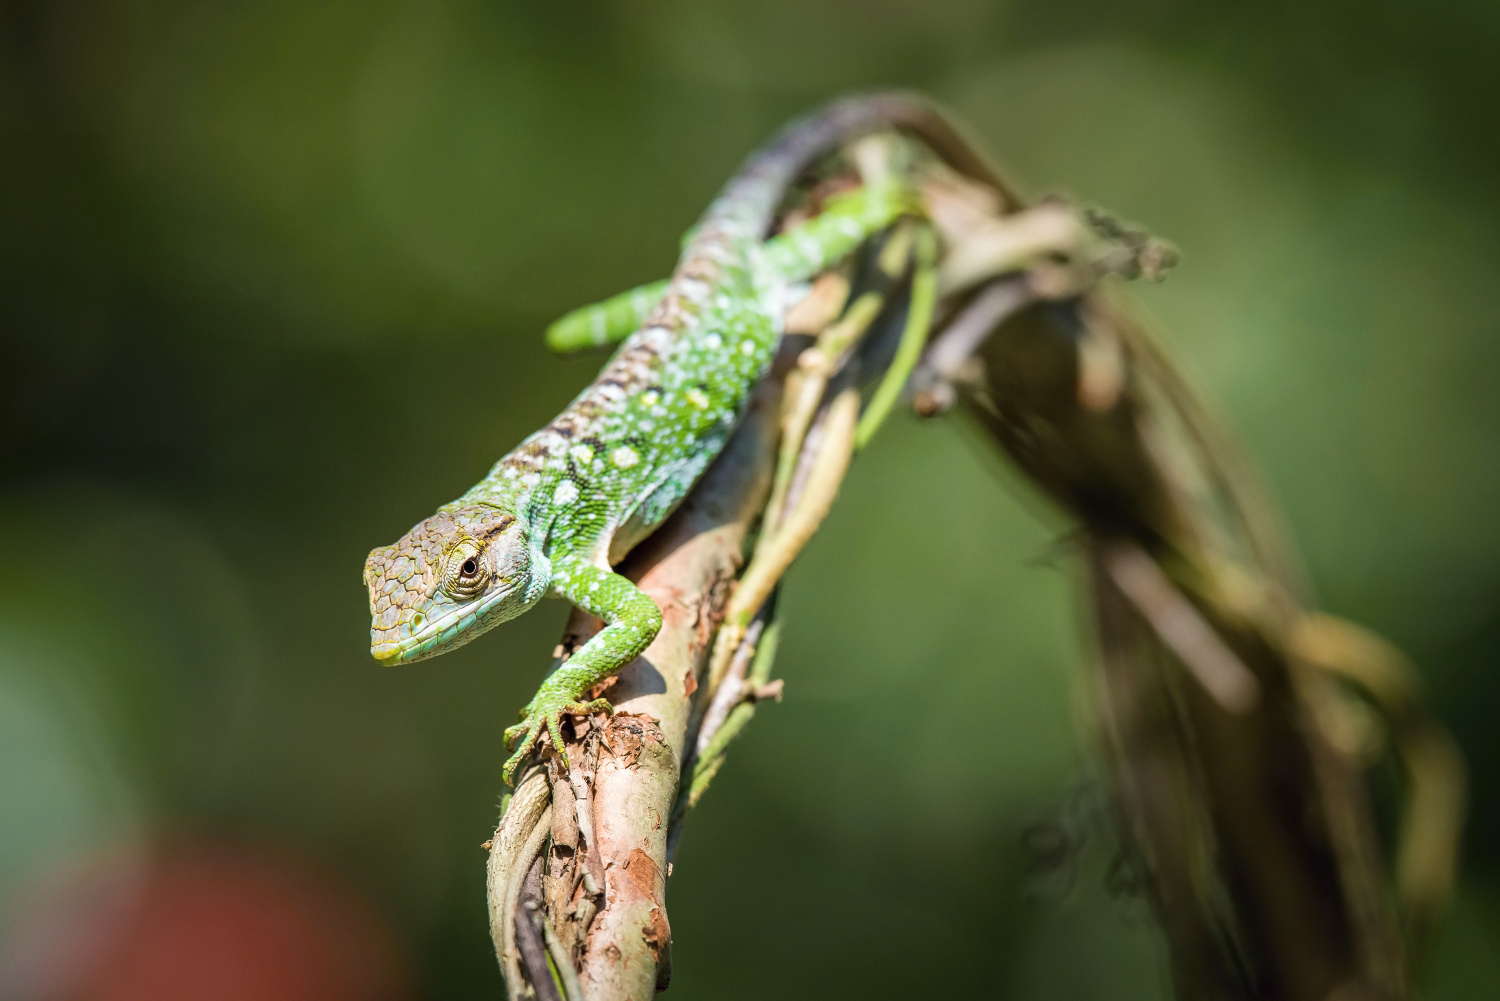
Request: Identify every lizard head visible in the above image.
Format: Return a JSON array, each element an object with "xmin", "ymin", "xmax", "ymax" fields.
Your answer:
[{"xmin": 364, "ymin": 503, "xmax": 543, "ymax": 664}]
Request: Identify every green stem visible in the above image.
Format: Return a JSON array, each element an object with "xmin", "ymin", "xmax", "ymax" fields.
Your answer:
[{"xmin": 856, "ymin": 224, "xmax": 938, "ymax": 449}]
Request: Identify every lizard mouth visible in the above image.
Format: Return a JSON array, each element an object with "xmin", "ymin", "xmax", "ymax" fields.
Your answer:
[{"xmin": 369, "ymin": 583, "xmax": 517, "ymax": 664}]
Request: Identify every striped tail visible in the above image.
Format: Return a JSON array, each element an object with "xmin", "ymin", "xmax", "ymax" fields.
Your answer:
[
  {"xmin": 700, "ymin": 91, "xmax": 1004, "ymax": 242},
  {"xmin": 546, "ymin": 279, "xmax": 669, "ymax": 353}
]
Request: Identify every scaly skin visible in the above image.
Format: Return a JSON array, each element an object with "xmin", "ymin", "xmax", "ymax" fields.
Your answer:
[
  {"xmin": 544, "ymin": 182, "xmax": 918, "ymax": 354},
  {"xmin": 364, "ymin": 94, "xmax": 946, "ymax": 782}
]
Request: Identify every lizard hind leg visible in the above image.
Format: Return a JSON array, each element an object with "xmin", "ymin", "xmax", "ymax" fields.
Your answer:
[
  {"xmin": 543, "ymin": 180, "xmax": 917, "ymax": 355},
  {"xmin": 544, "ymin": 279, "xmax": 670, "ymax": 353}
]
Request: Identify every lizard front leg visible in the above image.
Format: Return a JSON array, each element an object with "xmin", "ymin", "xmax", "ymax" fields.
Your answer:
[{"xmin": 502, "ymin": 555, "xmax": 664, "ymax": 782}]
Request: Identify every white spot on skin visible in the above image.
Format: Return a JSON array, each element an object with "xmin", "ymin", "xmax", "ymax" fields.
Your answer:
[
  {"xmin": 704, "ymin": 334, "xmax": 722, "ymax": 350},
  {"xmin": 570, "ymin": 444, "xmax": 595, "ymax": 465},
  {"xmin": 686, "ymin": 388, "xmax": 709, "ymax": 409},
  {"xmin": 642, "ymin": 391, "xmax": 659, "ymax": 407},
  {"xmin": 740, "ymin": 340, "xmax": 755, "ymax": 355},
  {"xmin": 553, "ymin": 481, "xmax": 579, "ymax": 505},
  {"xmin": 611, "ymin": 446, "xmax": 640, "ymax": 468}
]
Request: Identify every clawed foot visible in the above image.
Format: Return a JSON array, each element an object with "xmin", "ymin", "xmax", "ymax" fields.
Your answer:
[{"xmin": 502, "ymin": 693, "xmax": 613, "ymax": 785}]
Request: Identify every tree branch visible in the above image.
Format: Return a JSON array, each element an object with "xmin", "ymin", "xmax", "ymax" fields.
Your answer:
[{"xmin": 481, "ymin": 95, "xmax": 1461, "ymax": 1001}]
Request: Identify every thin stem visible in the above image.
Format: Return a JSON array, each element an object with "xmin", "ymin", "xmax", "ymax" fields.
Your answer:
[
  {"xmin": 487, "ymin": 767, "xmax": 552, "ymax": 997},
  {"xmin": 1100, "ymin": 539, "xmax": 1260, "ymax": 713},
  {"xmin": 498, "ymin": 803, "xmax": 552, "ymax": 1001},
  {"xmin": 541, "ymin": 911, "xmax": 586, "ymax": 1001},
  {"xmin": 856, "ymin": 224, "xmax": 938, "ymax": 448},
  {"xmin": 515, "ymin": 857, "xmax": 564, "ymax": 1001},
  {"xmin": 708, "ymin": 388, "xmax": 860, "ymax": 694}
]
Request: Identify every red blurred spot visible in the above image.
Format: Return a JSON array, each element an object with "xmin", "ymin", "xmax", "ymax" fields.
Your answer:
[{"xmin": 2, "ymin": 839, "xmax": 411, "ymax": 1001}]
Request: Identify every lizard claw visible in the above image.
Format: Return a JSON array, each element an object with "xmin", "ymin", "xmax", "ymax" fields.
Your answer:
[{"xmin": 501, "ymin": 696, "xmax": 614, "ymax": 785}]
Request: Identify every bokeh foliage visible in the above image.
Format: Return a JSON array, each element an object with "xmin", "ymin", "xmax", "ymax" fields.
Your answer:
[{"xmin": 3, "ymin": 1, "xmax": 1498, "ymax": 998}]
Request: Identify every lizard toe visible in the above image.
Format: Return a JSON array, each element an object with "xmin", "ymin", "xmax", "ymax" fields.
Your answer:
[
  {"xmin": 566, "ymin": 698, "xmax": 613, "ymax": 718},
  {"xmin": 502, "ymin": 720, "xmax": 530, "ymax": 750},
  {"xmin": 501, "ymin": 742, "xmax": 530, "ymax": 786},
  {"xmin": 544, "ymin": 713, "xmax": 571, "ymax": 767}
]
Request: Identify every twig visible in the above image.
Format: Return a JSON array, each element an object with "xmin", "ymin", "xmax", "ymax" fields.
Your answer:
[
  {"xmin": 1290, "ymin": 613, "xmax": 1467, "ymax": 959},
  {"xmin": 1100, "ymin": 539, "xmax": 1260, "ymax": 713},
  {"xmin": 669, "ymin": 614, "xmax": 784, "ymax": 855},
  {"xmin": 486, "ymin": 768, "xmax": 551, "ymax": 996},
  {"xmin": 541, "ymin": 910, "xmax": 586, "ymax": 1001},
  {"xmin": 911, "ymin": 276, "xmax": 1034, "ymax": 416},
  {"xmin": 761, "ymin": 226, "xmax": 911, "ymax": 542},
  {"xmin": 935, "ymin": 200, "xmax": 1085, "ymax": 294},
  {"xmin": 694, "ymin": 613, "xmax": 767, "ymax": 757},
  {"xmin": 493, "ymin": 799, "xmax": 552, "ymax": 1001},
  {"xmin": 516, "ymin": 856, "xmax": 564, "ymax": 1001},
  {"xmin": 708, "ymin": 387, "xmax": 860, "ymax": 695},
  {"xmin": 855, "ymin": 224, "xmax": 939, "ymax": 448}
]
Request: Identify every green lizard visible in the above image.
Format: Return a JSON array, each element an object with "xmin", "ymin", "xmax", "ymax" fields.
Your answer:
[{"xmin": 364, "ymin": 95, "xmax": 946, "ymax": 783}]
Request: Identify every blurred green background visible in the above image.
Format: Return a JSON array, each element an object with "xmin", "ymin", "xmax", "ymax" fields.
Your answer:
[{"xmin": 3, "ymin": 1, "xmax": 1499, "ymax": 997}]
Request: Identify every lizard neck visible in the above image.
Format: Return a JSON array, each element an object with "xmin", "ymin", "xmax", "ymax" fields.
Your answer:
[{"xmin": 450, "ymin": 480, "xmax": 556, "ymax": 601}]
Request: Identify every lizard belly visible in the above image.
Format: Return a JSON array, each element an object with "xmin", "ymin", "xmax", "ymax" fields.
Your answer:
[{"xmin": 605, "ymin": 428, "xmax": 731, "ymax": 565}]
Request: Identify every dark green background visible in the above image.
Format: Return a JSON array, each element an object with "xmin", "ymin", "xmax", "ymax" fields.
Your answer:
[{"xmin": 3, "ymin": 1, "xmax": 1498, "ymax": 997}]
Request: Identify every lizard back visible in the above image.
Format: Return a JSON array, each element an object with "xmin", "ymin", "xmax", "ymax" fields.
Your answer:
[
  {"xmin": 461, "ymin": 93, "xmax": 977, "ymax": 563},
  {"xmin": 367, "ymin": 92, "xmax": 991, "ymax": 662}
]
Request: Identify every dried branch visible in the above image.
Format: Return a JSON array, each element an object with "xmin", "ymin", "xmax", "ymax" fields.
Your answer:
[
  {"xmin": 941, "ymin": 263, "xmax": 1461, "ymax": 999},
  {"xmin": 478, "ymin": 95, "xmax": 1461, "ymax": 1001},
  {"xmin": 1290, "ymin": 613, "xmax": 1466, "ymax": 959},
  {"xmin": 515, "ymin": 857, "xmax": 564, "ymax": 1001},
  {"xmin": 513, "ymin": 370, "xmax": 783, "ymax": 1000},
  {"xmin": 487, "ymin": 771, "xmax": 551, "ymax": 999}
]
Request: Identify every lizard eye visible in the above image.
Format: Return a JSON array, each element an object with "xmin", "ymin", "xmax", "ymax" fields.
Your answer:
[{"xmin": 442, "ymin": 540, "xmax": 491, "ymax": 599}]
